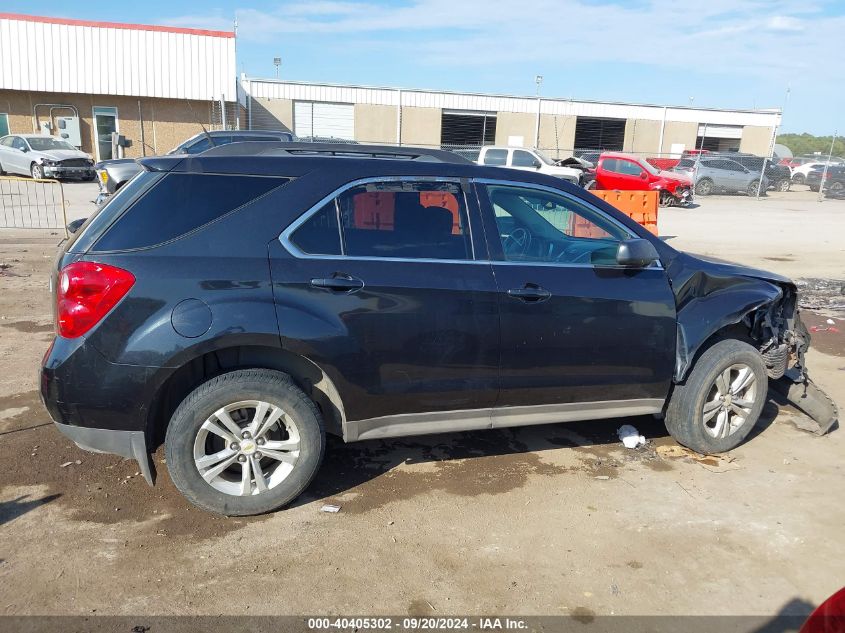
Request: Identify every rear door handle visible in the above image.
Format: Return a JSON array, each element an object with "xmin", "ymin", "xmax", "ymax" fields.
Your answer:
[
  {"xmin": 507, "ymin": 284, "xmax": 551, "ymax": 302},
  {"xmin": 310, "ymin": 275, "xmax": 364, "ymax": 292}
]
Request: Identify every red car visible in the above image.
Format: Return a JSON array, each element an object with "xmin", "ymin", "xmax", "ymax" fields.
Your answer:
[{"xmin": 594, "ymin": 152, "xmax": 693, "ymax": 206}]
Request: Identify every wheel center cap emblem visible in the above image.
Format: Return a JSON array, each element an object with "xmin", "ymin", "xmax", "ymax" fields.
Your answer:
[
  {"xmin": 241, "ymin": 440, "xmax": 256, "ymax": 455},
  {"xmin": 724, "ymin": 394, "xmax": 732, "ymax": 406}
]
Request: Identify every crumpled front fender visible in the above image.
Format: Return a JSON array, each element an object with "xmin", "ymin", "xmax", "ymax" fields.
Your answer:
[{"xmin": 674, "ymin": 278, "xmax": 784, "ymax": 380}]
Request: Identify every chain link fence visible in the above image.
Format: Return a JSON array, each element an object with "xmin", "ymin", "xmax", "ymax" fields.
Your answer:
[{"xmin": 0, "ymin": 177, "xmax": 67, "ymax": 230}]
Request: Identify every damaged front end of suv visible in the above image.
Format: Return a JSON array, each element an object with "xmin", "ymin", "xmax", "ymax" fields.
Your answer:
[{"xmin": 667, "ymin": 252, "xmax": 838, "ymax": 435}]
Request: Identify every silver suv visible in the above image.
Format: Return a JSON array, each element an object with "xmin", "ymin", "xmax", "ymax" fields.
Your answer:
[{"xmin": 673, "ymin": 158, "xmax": 768, "ymax": 196}]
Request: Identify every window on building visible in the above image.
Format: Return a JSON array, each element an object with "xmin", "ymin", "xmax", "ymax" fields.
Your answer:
[
  {"xmin": 482, "ymin": 148, "xmax": 508, "ymax": 166},
  {"xmin": 574, "ymin": 117, "xmax": 626, "ymax": 151},
  {"xmin": 696, "ymin": 136, "xmax": 740, "ymax": 152},
  {"xmin": 440, "ymin": 111, "xmax": 497, "ymax": 148}
]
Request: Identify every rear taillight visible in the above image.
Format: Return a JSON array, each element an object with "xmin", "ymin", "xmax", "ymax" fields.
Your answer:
[{"xmin": 56, "ymin": 262, "xmax": 135, "ymax": 338}]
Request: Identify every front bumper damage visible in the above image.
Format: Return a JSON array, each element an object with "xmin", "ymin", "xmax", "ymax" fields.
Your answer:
[
  {"xmin": 772, "ymin": 370, "xmax": 838, "ymax": 435},
  {"xmin": 753, "ymin": 301, "xmax": 838, "ymax": 435}
]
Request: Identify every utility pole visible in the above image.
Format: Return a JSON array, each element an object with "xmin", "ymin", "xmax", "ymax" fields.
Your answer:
[
  {"xmin": 534, "ymin": 75, "xmax": 543, "ymax": 149},
  {"xmin": 818, "ymin": 131, "xmax": 837, "ymax": 203},
  {"xmin": 756, "ymin": 85, "xmax": 790, "ymax": 199}
]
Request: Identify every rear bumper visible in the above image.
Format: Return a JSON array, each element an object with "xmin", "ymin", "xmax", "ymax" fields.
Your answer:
[
  {"xmin": 52, "ymin": 420, "xmax": 154, "ymax": 484},
  {"xmin": 40, "ymin": 336, "xmax": 159, "ymax": 485}
]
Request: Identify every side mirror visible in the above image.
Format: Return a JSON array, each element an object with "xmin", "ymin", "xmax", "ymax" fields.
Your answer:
[
  {"xmin": 533, "ymin": 160, "xmax": 542, "ymax": 169},
  {"xmin": 67, "ymin": 218, "xmax": 87, "ymax": 234},
  {"xmin": 616, "ymin": 238, "xmax": 660, "ymax": 268},
  {"xmin": 640, "ymin": 171, "xmax": 648, "ymax": 180},
  {"xmin": 20, "ymin": 146, "xmax": 29, "ymax": 153}
]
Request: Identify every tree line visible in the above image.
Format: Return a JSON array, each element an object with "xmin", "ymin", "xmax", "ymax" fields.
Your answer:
[{"xmin": 777, "ymin": 133, "xmax": 843, "ymax": 158}]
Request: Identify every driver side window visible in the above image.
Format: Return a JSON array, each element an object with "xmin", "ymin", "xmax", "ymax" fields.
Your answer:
[{"xmin": 485, "ymin": 184, "xmax": 630, "ymax": 265}]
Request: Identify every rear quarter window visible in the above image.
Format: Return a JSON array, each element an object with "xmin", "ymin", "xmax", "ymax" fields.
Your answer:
[{"xmin": 92, "ymin": 173, "xmax": 288, "ymax": 251}]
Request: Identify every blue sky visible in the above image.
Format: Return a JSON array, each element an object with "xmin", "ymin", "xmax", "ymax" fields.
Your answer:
[{"xmin": 5, "ymin": 0, "xmax": 844, "ymax": 134}]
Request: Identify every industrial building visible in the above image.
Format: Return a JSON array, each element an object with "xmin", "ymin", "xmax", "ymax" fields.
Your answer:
[
  {"xmin": 240, "ymin": 78, "xmax": 782, "ymax": 157},
  {"xmin": 0, "ymin": 11, "xmax": 781, "ymax": 162},
  {"xmin": 0, "ymin": 12, "xmax": 236, "ymax": 161}
]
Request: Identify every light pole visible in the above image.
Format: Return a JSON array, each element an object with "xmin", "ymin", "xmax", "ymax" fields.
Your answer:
[
  {"xmin": 534, "ymin": 76, "xmax": 543, "ymax": 150},
  {"xmin": 273, "ymin": 57, "xmax": 282, "ymax": 80}
]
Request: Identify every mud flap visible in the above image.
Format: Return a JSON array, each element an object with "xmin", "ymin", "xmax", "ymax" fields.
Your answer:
[{"xmin": 771, "ymin": 370, "xmax": 839, "ymax": 435}]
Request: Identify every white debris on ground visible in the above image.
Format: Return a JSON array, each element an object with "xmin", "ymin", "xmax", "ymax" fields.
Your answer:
[
  {"xmin": 320, "ymin": 504, "xmax": 341, "ymax": 513},
  {"xmin": 617, "ymin": 425, "xmax": 646, "ymax": 449}
]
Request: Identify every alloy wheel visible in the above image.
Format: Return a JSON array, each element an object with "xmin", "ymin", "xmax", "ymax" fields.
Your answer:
[
  {"xmin": 193, "ymin": 400, "xmax": 301, "ymax": 496},
  {"xmin": 701, "ymin": 364, "xmax": 757, "ymax": 439}
]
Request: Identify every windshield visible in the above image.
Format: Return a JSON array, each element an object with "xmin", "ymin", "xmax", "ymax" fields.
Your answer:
[
  {"xmin": 641, "ymin": 159, "xmax": 661, "ymax": 175},
  {"xmin": 534, "ymin": 149, "xmax": 556, "ymax": 166},
  {"xmin": 26, "ymin": 137, "xmax": 77, "ymax": 152}
]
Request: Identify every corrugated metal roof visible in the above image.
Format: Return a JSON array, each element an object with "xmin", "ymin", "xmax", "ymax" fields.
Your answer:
[
  {"xmin": 242, "ymin": 78, "xmax": 782, "ymax": 128},
  {"xmin": 0, "ymin": 13, "xmax": 236, "ymax": 101}
]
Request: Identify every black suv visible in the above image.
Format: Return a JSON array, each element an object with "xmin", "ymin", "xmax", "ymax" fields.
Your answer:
[{"xmin": 41, "ymin": 143, "xmax": 835, "ymax": 516}]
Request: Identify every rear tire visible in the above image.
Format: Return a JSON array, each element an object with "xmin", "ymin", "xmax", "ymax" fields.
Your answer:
[
  {"xmin": 165, "ymin": 369, "xmax": 325, "ymax": 516},
  {"xmin": 665, "ymin": 339, "xmax": 767, "ymax": 454},
  {"xmin": 776, "ymin": 179, "xmax": 790, "ymax": 192},
  {"xmin": 792, "ymin": 173, "xmax": 805, "ymax": 185},
  {"xmin": 830, "ymin": 181, "xmax": 844, "ymax": 194}
]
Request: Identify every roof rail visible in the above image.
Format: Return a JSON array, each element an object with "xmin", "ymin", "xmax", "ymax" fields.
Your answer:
[{"xmin": 199, "ymin": 141, "xmax": 473, "ymax": 164}]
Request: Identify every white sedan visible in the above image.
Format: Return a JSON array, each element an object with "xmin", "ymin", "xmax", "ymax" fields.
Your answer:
[{"xmin": 0, "ymin": 134, "xmax": 95, "ymax": 180}]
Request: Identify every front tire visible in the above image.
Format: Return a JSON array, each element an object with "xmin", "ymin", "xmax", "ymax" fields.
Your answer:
[
  {"xmin": 664, "ymin": 339, "xmax": 767, "ymax": 454},
  {"xmin": 792, "ymin": 173, "xmax": 805, "ymax": 185},
  {"xmin": 776, "ymin": 178, "xmax": 790, "ymax": 192},
  {"xmin": 695, "ymin": 178, "xmax": 713, "ymax": 196},
  {"xmin": 165, "ymin": 369, "xmax": 325, "ymax": 516},
  {"xmin": 747, "ymin": 180, "xmax": 762, "ymax": 197},
  {"xmin": 30, "ymin": 163, "xmax": 44, "ymax": 180}
]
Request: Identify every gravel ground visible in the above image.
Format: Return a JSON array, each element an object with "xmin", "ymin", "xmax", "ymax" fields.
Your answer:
[{"xmin": 0, "ymin": 187, "xmax": 843, "ymax": 618}]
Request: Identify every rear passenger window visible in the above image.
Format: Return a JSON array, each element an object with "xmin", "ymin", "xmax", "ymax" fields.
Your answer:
[
  {"xmin": 483, "ymin": 149, "xmax": 508, "ymax": 166},
  {"xmin": 289, "ymin": 201, "xmax": 341, "ymax": 255},
  {"xmin": 93, "ymin": 173, "xmax": 287, "ymax": 251},
  {"xmin": 289, "ymin": 181, "xmax": 472, "ymax": 261}
]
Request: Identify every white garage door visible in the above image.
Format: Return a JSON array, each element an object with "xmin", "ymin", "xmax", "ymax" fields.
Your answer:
[{"xmin": 294, "ymin": 102, "xmax": 355, "ymax": 140}]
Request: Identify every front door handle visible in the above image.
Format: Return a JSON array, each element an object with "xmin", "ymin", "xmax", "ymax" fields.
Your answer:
[
  {"xmin": 507, "ymin": 284, "xmax": 551, "ymax": 302},
  {"xmin": 310, "ymin": 274, "xmax": 364, "ymax": 292}
]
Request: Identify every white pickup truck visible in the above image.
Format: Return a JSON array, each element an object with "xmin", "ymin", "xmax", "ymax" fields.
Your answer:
[{"xmin": 476, "ymin": 146, "xmax": 583, "ymax": 184}]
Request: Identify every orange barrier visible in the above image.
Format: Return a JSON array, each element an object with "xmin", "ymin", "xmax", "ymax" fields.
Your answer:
[
  {"xmin": 590, "ymin": 190, "xmax": 659, "ymax": 235},
  {"xmin": 351, "ymin": 191, "xmax": 463, "ymax": 234}
]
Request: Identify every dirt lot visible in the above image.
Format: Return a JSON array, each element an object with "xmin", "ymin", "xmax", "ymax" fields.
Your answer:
[{"xmin": 1, "ymin": 185, "xmax": 844, "ymax": 618}]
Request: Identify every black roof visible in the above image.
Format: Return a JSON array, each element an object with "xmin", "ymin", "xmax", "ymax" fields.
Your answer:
[
  {"xmin": 199, "ymin": 141, "xmax": 473, "ymax": 164},
  {"xmin": 136, "ymin": 147, "xmax": 573, "ymax": 190}
]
